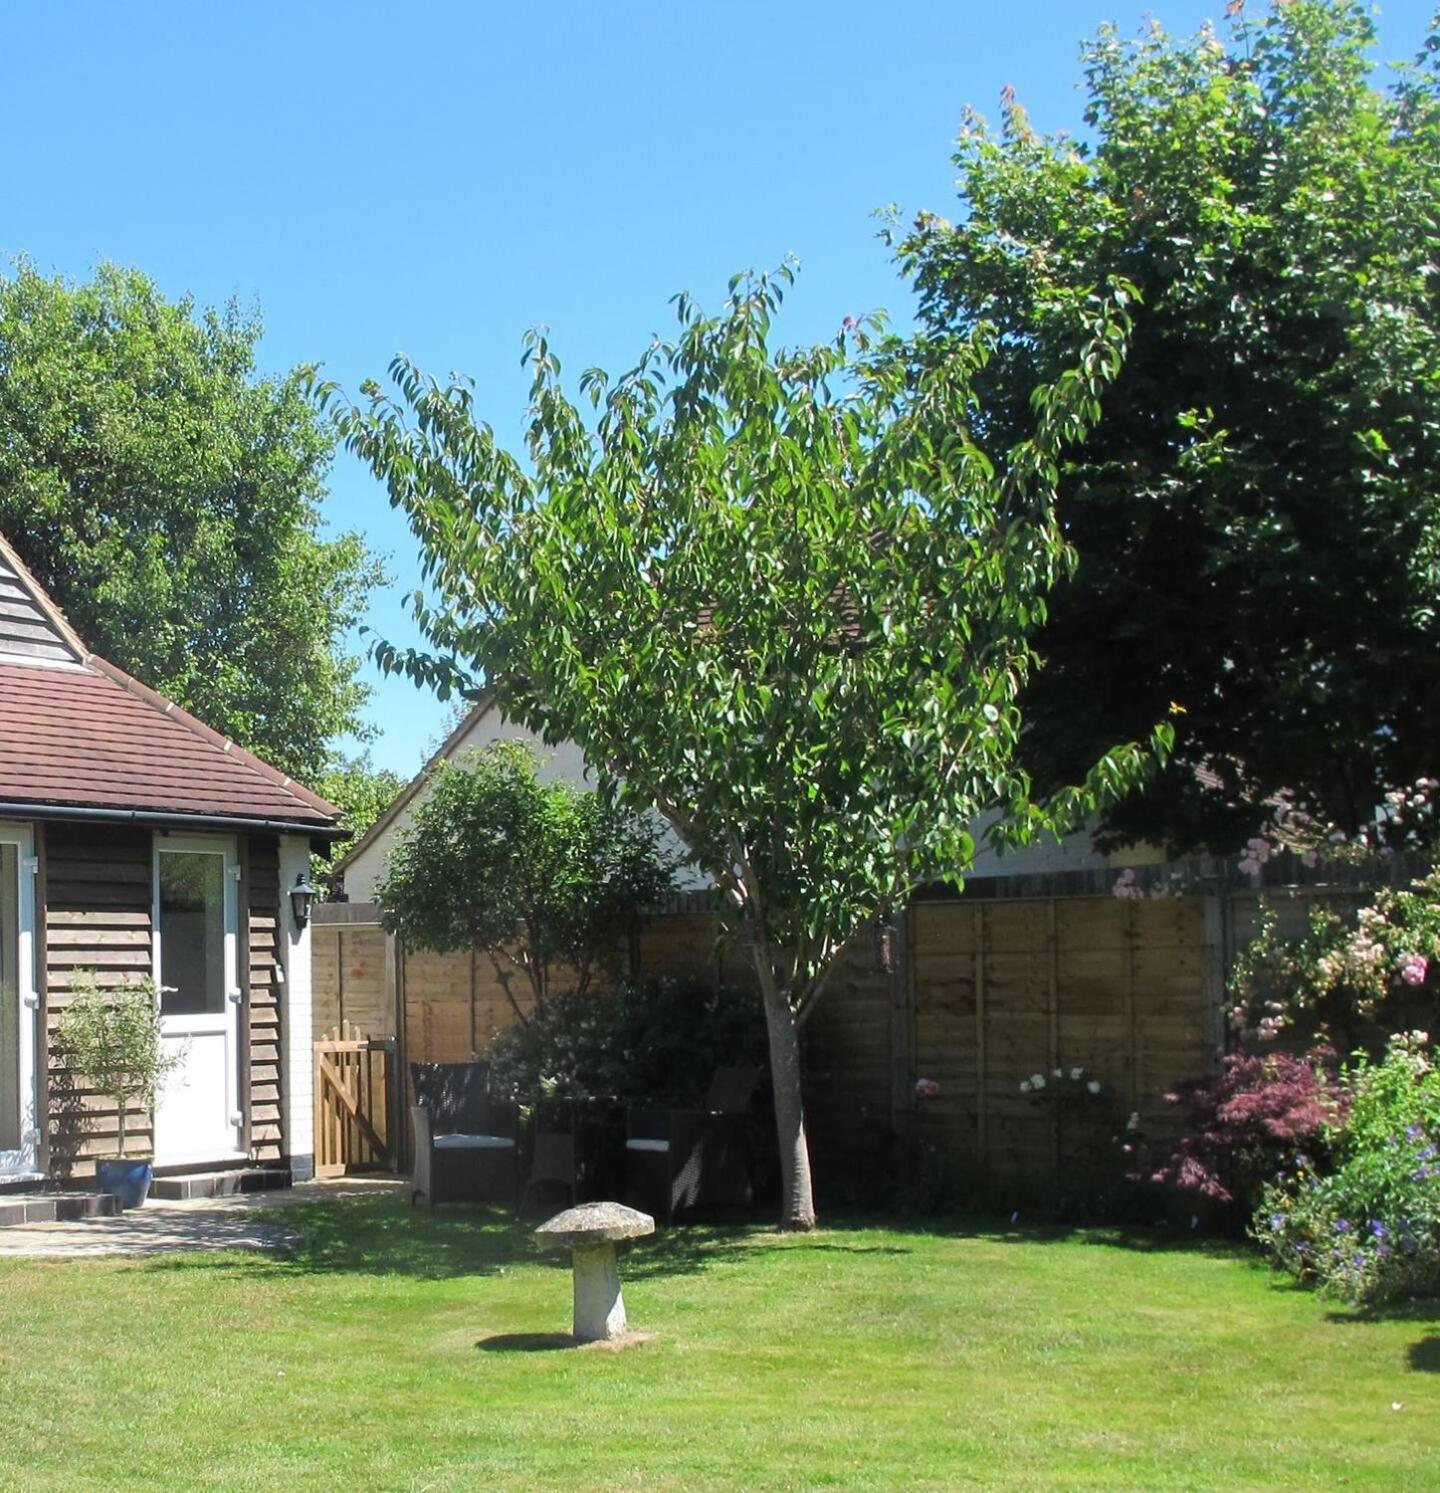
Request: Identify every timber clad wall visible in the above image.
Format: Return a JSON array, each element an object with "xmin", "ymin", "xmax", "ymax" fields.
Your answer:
[
  {"xmin": 43, "ymin": 823, "xmax": 155, "ymax": 1171},
  {"xmin": 246, "ymin": 836, "xmax": 284, "ymax": 1163},
  {"xmin": 0, "ymin": 553, "xmax": 76, "ymax": 664}
]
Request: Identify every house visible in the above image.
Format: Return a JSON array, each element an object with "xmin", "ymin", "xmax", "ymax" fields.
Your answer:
[{"xmin": 0, "ymin": 533, "xmax": 343, "ymax": 1192}]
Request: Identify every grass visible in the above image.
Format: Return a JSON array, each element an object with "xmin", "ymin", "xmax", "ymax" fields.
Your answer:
[{"xmin": 0, "ymin": 1192, "xmax": 1436, "ymax": 1491}]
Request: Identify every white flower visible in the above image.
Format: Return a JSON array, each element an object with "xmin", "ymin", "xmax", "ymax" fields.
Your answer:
[
  {"xmin": 1126, "ymin": 1111, "xmax": 1141, "ymax": 1132},
  {"xmin": 1053, "ymin": 1067, "xmax": 1064, "ymax": 1079},
  {"xmin": 1086, "ymin": 1080, "xmax": 1102, "ymax": 1094},
  {"xmin": 1031, "ymin": 1074, "xmax": 1046, "ymax": 1090},
  {"xmin": 1069, "ymin": 1067, "xmax": 1084, "ymax": 1081},
  {"xmin": 1019, "ymin": 1080, "xmax": 1032, "ymax": 1094}
]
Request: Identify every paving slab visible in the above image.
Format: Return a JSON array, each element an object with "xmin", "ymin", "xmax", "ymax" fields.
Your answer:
[{"xmin": 0, "ymin": 1175, "xmax": 403, "ymax": 1259}]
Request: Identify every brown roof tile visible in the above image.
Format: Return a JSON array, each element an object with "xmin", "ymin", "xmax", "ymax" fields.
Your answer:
[{"xmin": 0, "ymin": 535, "xmax": 339, "ymax": 834}]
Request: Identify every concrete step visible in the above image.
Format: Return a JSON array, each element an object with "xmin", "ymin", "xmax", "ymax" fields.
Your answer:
[
  {"xmin": 148, "ymin": 1167, "xmax": 292, "ymax": 1202},
  {"xmin": 0, "ymin": 1192, "xmax": 119, "ymax": 1227}
]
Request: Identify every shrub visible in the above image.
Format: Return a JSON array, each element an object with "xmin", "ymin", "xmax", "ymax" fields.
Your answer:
[
  {"xmin": 1228, "ymin": 872, "xmax": 1440, "ymax": 1051},
  {"xmin": 1016, "ymin": 1066, "xmax": 1138, "ymax": 1216},
  {"xmin": 1147, "ymin": 1051, "xmax": 1341, "ymax": 1212},
  {"xmin": 1252, "ymin": 1033, "xmax": 1440, "ymax": 1305},
  {"xmin": 485, "ymin": 975, "xmax": 766, "ymax": 1109},
  {"xmin": 53, "ymin": 974, "xmax": 182, "ymax": 1158}
]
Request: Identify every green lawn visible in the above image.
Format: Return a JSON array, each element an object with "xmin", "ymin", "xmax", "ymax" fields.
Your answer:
[{"xmin": 0, "ymin": 1195, "xmax": 1436, "ymax": 1491}]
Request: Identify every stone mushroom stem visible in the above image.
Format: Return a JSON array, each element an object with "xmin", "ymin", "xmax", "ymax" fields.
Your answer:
[
  {"xmin": 535, "ymin": 1201, "xmax": 655, "ymax": 1345},
  {"xmin": 572, "ymin": 1242, "xmax": 626, "ymax": 1342}
]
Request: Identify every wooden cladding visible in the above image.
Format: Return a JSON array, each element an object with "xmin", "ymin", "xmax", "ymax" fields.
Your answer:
[
  {"xmin": 0, "ymin": 552, "xmax": 77, "ymax": 664},
  {"xmin": 43, "ymin": 823, "xmax": 155, "ymax": 1171},
  {"xmin": 246, "ymin": 836, "xmax": 284, "ymax": 1163}
]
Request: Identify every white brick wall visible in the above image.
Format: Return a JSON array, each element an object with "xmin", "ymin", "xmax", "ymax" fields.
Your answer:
[{"xmin": 278, "ymin": 835, "xmax": 314, "ymax": 1177}]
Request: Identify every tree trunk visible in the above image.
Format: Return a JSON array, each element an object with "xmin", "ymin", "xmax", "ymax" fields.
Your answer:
[{"xmin": 758, "ymin": 975, "xmax": 817, "ymax": 1231}]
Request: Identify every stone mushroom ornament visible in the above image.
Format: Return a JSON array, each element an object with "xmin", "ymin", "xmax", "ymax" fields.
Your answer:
[{"xmin": 534, "ymin": 1201, "xmax": 655, "ymax": 1343}]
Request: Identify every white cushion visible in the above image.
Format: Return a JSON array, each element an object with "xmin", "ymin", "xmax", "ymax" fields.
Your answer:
[
  {"xmin": 434, "ymin": 1133, "xmax": 515, "ymax": 1151},
  {"xmin": 625, "ymin": 1138, "xmax": 671, "ymax": 1153}
]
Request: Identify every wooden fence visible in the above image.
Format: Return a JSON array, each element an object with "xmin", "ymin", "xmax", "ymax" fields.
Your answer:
[
  {"xmin": 313, "ymin": 1023, "xmax": 396, "ymax": 1177},
  {"xmin": 311, "ymin": 879, "xmax": 1376, "ymax": 1187}
]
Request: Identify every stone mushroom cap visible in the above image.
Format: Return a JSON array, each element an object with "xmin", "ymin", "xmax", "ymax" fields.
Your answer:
[{"xmin": 535, "ymin": 1201, "xmax": 655, "ymax": 1247}]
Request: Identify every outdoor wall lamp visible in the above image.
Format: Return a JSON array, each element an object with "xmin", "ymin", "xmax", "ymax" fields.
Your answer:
[{"xmin": 290, "ymin": 871, "xmax": 319, "ymax": 930}]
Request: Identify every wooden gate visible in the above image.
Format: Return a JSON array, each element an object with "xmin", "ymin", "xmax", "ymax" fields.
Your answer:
[{"xmin": 313, "ymin": 1023, "xmax": 396, "ymax": 1177}]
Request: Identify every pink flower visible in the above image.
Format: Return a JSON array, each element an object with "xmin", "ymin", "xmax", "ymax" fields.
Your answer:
[
  {"xmin": 1398, "ymin": 953, "xmax": 1429, "ymax": 988},
  {"xmin": 914, "ymin": 1077, "xmax": 940, "ymax": 1099}
]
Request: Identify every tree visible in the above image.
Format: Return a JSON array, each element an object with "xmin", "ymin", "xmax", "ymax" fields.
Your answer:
[
  {"xmin": 0, "ymin": 261, "xmax": 382, "ymax": 780},
  {"xmin": 312, "ymin": 753, "xmax": 407, "ymax": 893},
  {"xmin": 374, "ymin": 742, "xmax": 677, "ymax": 1019},
  {"xmin": 332, "ymin": 269, "xmax": 1168, "ymax": 1229},
  {"xmin": 54, "ymin": 974, "xmax": 182, "ymax": 1159},
  {"xmin": 896, "ymin": 0, "xmax": 1440, "ymax": 853}
]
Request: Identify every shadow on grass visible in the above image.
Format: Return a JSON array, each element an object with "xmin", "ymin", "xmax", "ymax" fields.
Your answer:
[
  {"xmin": 830, "ymin": 1211, "xmax": 1248, "ymax": 1260},
  {"xmin": 476, "ymin": 1332, "xmax": 576, "ymax": 1353},
  {"xmin": 140, "ymin": 1194, "xmax": 1272, "ymax": 1290},
  {"xmin": 1324, "ymin": 1298, "xmax": 1440, "ymax": 1328},
  {"xmin": 140, "ymin": 1195, "xmax": 848, "ymax": 1285},
  {"xmin": 1410, "ymin": 1337, "xmax": 1440, "ymax": 1372}
]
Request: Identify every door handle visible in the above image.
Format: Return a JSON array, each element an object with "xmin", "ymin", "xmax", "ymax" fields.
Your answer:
[{"xmin": 226, "ymin": 987, "xmax": 242, "ymax": 1005}]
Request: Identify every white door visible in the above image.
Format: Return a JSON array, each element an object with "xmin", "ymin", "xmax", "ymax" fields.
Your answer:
[
  {"xmin": 153, "ymin": 836, "xmax": 242, "ymax": 1164},
  {"xmin": 0, "ymin": 824, "xmax": 38, "ymax": 1178}
]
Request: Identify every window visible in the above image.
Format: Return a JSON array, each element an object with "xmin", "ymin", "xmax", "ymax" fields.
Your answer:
[{"xmin": 156, "ymin": 849, "xmax": 226, "ymax": 1016}]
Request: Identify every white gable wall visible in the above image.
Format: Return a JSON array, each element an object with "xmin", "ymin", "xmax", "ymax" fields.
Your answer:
[{"xmin": 341, "ymin": 700, "xmax": 701, "ymax": 902}]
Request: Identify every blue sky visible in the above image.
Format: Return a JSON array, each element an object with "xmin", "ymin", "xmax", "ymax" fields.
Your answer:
[{"xmin": 1, "ymin": 1, "xmax": 1432, "ymax": 775}]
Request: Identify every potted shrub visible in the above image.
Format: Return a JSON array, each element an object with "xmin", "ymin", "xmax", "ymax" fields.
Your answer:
[{"xmin": 55, "ymin": 973, "xmax": 183, "ymax": 1209}]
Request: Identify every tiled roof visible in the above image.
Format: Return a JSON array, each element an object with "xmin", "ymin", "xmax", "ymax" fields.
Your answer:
[{"xmin": 0, "ymin": 535, "xmax": 340, "ymax": 834}]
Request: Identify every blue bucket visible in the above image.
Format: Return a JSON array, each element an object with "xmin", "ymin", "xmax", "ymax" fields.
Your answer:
[{"xmin": 95, "ymin": 1159, "xmax": 153, "ymax": 1211}]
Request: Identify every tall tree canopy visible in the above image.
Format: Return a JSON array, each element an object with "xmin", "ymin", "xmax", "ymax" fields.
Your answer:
[
  {"xmin": 0, "ymin": 261, "xmax": 381, "ymax": 780},
  {"xmin": 332, "ymin": 269, "xmax": 1167, "ymax": 1227},
  {"xmin": 898, "ymin": 0, "xmax": 1440, "ymax": 852}
]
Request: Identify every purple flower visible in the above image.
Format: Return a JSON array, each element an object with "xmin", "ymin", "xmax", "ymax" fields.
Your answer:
[
  {"xmin": 1370, "ymin": 1221, "xmax": 1387, "ymax": 1239},
  {"xmin": 1335, "ymin": 1219, "xmax": 1351, "ymax": 1233}
]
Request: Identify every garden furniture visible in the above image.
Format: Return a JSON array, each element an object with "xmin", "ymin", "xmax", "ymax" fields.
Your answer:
[
  {"xmin": 409, "ymin": 1061, "xmax": 518, "ymax": 1209},
  {"xmin": 625, "ymin": 1064, "xmax": 761, "ymax": 1223}
]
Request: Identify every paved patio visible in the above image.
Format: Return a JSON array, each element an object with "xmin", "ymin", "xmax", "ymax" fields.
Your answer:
[{"xmin": 0, "ymin": 1176, "xmax": 403, "ymax": 1259}]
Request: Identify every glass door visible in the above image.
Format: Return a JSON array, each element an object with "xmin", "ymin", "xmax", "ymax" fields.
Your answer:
[
  {"xmin": 152, "ymin": 837, "xmax": 242, "ymax": 1163},
  {"xmin": 0, "ymin": 826, "xmax": 38, "ymax": 1177}
]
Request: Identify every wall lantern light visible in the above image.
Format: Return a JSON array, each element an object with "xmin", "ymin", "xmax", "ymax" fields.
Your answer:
[{"xmin": 290, "ymin": 872, "xmax": 319, "ymax": 930}]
